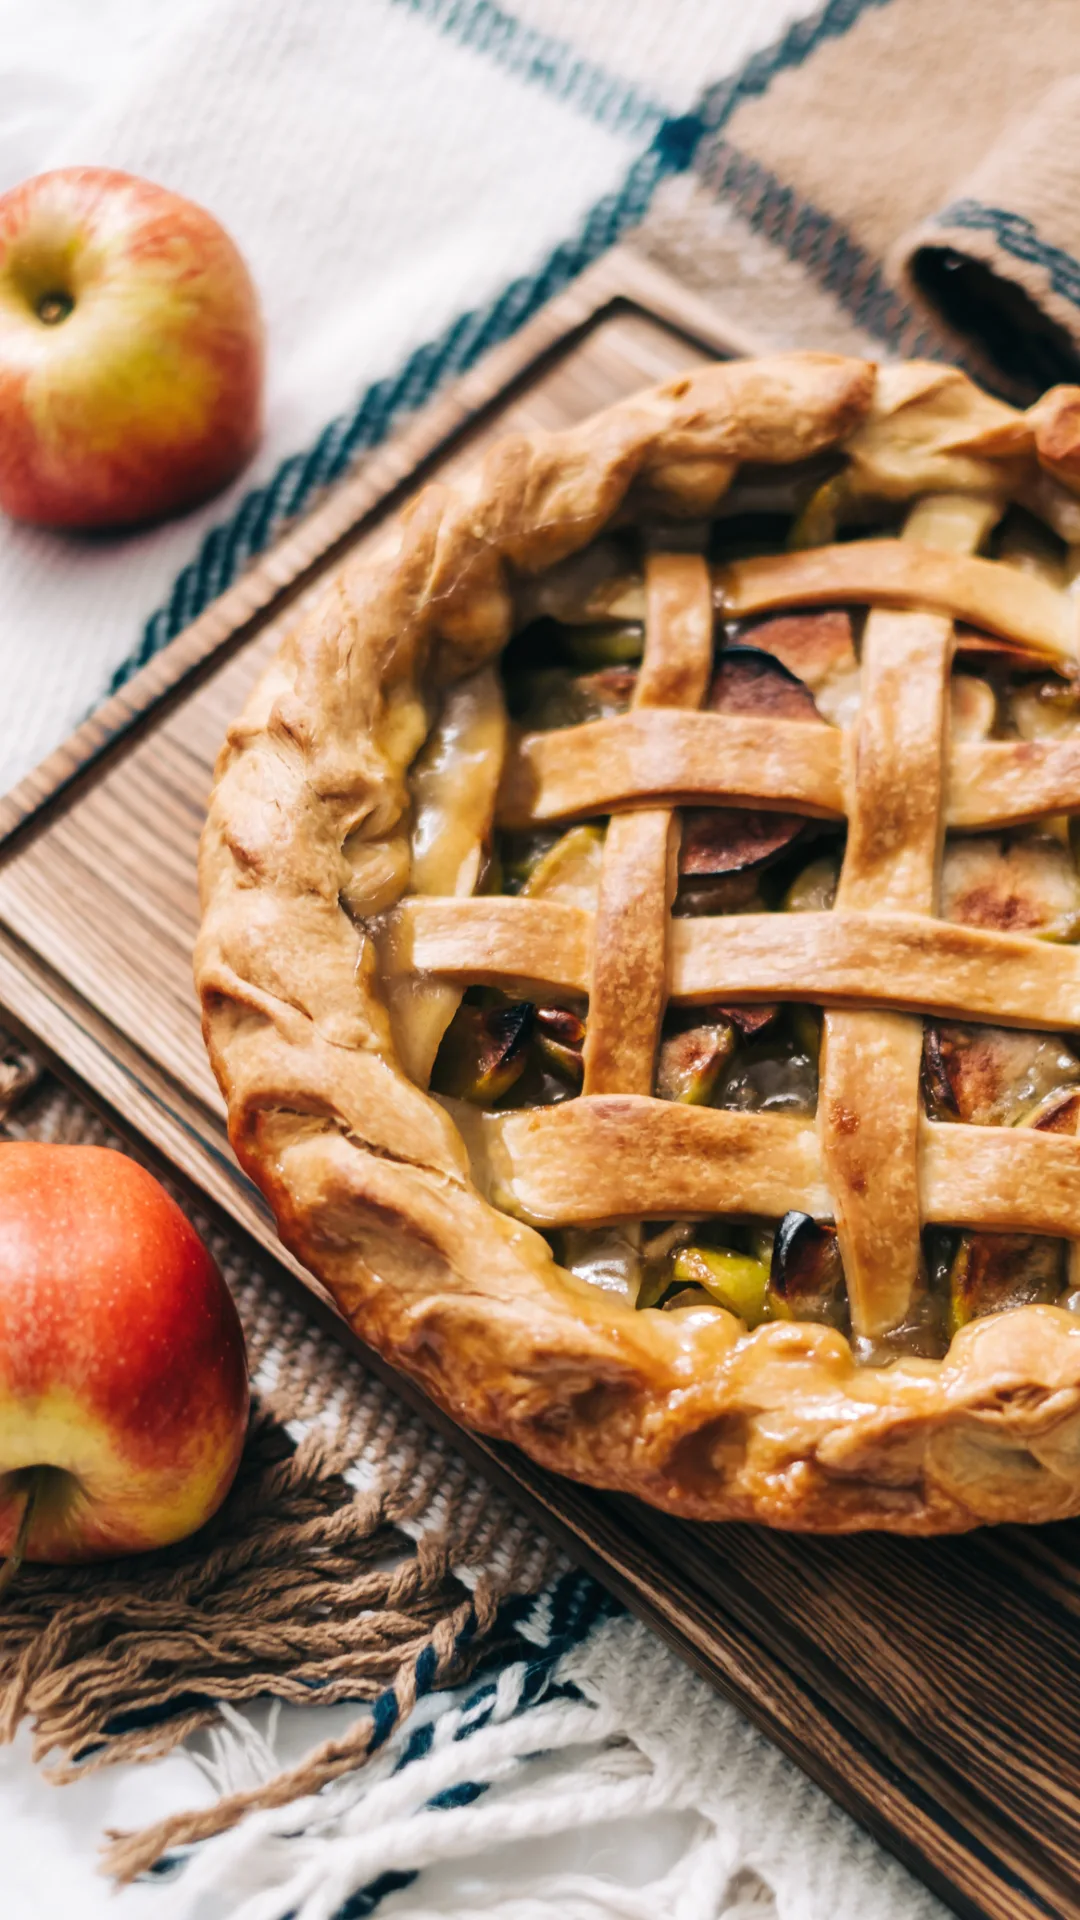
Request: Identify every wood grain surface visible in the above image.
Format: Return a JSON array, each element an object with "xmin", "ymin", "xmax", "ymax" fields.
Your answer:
[{"xmin": 0, "ymin": 250, "xmax": 1072, "ymax": 1920}]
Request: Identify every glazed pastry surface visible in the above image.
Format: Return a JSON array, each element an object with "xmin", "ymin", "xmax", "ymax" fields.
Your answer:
[{"xmin": 197, "ymin": 354, "xmax": 1080, "ymax": 1531}]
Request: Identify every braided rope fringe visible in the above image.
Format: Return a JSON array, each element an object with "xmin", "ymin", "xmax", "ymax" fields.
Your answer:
[
  {"xmin": 105, "ymin": 1569, "xmax": 616, "ymax": 1889},
  {"xmin": 130, "ymin": 1600, "xmax": 941, "ymax": 1920}
]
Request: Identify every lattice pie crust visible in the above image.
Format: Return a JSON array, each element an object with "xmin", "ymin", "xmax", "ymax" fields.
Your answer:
[{"xmin": 198, "ymin": 355, "xmax": 1080, "ymax": 1532}]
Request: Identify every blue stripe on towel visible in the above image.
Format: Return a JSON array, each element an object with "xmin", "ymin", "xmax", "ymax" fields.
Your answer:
[
  {"xmin": 388, "ymin": 0, "xmax": 668, "ymax": 141},
  {"xmin": 115, "ymin": 131, "xmax": 689, "ymax": 681},
  {"xmin": 114, "ymin": 0, "xmax": 899, "ymax": 688},
  {"xmin": 151, "ymin": 1567, "xmax": 618, "ymax": 1907},
  {"xmin": 700, "ymin": 0, "xmax": 895, "ymax": 134},
  {"xmin": 698, "ymin": 137, "xmax": 939, "ymax": 355},
  {"xmin": 932, "ymin": 202, "xmax": 1080, "ymax": 311}
]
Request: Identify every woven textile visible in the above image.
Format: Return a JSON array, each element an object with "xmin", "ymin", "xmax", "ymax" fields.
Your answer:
[{"xmin": 0, "ymin": 1049, "xmax": 944, "ymax": 1920}]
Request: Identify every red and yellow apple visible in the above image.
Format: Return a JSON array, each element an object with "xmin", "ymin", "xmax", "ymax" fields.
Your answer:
[
  {"xmin": 0, "ymin": 167, "xmax": 263, "ymax": 528},
  {"xmin": 0, "ymin": 1143, "xmax": 249, "ymax": 1565}
]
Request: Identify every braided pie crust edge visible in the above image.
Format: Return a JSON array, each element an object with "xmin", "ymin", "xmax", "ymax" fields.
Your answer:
[{"xmin": 197, "ymin": 353, "xmax": 1080, "ymax": 1533}]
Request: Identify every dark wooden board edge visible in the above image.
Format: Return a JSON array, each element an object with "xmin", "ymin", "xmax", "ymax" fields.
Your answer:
[{"xmin": 0, "ymin": 255, "xmax": 1054, "ymax": 1920}]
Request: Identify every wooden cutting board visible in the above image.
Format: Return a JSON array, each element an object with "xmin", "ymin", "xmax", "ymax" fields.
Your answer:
[{"xmin": 0, "ymin": 248, "xmax": 1075, "ymax": 1920}]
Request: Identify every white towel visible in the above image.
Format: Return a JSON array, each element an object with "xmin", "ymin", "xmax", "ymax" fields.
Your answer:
[{"xmin": 0, "ymin": 0, "xmax": 805, "ymax": 792}]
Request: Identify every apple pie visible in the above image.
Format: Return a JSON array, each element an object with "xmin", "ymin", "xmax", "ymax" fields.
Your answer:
[{"xmin": 197, "ymin": 353, "xmax": 1080, "ymax": 1532}]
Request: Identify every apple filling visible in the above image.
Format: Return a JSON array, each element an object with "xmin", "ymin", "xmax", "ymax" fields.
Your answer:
[
  {"xmin": 546, "ymin": 1213, "xmax": 847, "ymax": 1332},
  {"xmin": 402, "ymin": 499, "xmax": 1080, "ymax": 1357}
]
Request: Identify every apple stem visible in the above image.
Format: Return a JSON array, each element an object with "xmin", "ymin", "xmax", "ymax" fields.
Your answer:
[{"xmin": 0, "ymin": 1472, "xmax": 39, "ymax": 1600}]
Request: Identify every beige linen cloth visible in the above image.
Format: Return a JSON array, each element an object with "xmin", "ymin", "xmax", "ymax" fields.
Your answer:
[{"xmin": 636, "ymin": 0, "xmax": 1080, "ymax": 397}]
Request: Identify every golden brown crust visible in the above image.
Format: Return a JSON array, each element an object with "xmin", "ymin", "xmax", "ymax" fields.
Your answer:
[
  {"xmin": 581, "ymin": 553, "xmax": 712, "ymax": 1097},
  {"xmin": 198, "ymin": 352, "xmax": 1080, "ymax": 1533},
  {"xmin": 497, "ymin": 709, "xmax": 845, "ymax": 825},
  {"xmin": 720, "ymin": 543, "xmax": 1075, "ymax": 659},
  {"xmin": 821, "ymin": 497, "xmax": 987, "ymax": 1341},
  {"xmin": 1028, "ymin": 384, "xmax": 1080, "ymax": 492},
  {"xmin": 403, "ymin": 900, "xmax": 1080, "ymax": 1028}
]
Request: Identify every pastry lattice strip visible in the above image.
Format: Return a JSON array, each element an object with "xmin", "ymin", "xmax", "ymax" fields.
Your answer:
[
  {"xmin": 395, "ymin": 521, "xmax": 1080, "ymax": 1336},
  {"xmin": 819, "ymin": 494, "xmax": 997, "ymax": 1336},
  {"xmin": 500, "ymin": 707, "xmax": 1080, "ymax": 834},
  {"xmin": 487, "ymin": 1102, "xmax": 1080, "ymax": 1240},
  {"xmin": 581, "ymin": 552, "xmax": 713, "ymax": 1096},
  {"xmin": 402, "ymin": 901, "xmax": 1080, "ymax": 1028}
]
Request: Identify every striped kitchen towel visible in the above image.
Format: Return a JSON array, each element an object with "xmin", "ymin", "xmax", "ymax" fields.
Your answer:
[{"xmin": 6, "ymin": 0, "xmax": 1080, "ymax": 799}]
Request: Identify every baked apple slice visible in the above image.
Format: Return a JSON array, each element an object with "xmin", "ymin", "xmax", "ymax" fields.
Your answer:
[
  {"xmin": 941, "ymin": 830, "xmax": 1080, "ymax": 942},
  {"xmin": 706, "ymin": 644, "xmax": 822, "ymax": 722},
  {"xmin": 655, "ymin": 1020, "xmax": 737, "ymax": 1104},
  {"xmin": 768, "ymin": 1211, "xmax": 848, "ymax": 1330},
  {"xmin": 922, "ymin": 1022, "xmax": 1080, "ymax": 1126},
  {"xmin": 947, "ymin": 1232, "xmax": 1063, "ymax": 1336},
  {"xmin": 432, "ymin": 1000, "xmax": 534, "ymax": 1106}
]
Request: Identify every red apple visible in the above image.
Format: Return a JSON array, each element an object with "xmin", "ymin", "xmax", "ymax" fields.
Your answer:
[
  {"xmin": 0, "ymin": 167, "xmax": 263, "ymax": 528},
  {"xmin": 0, "ymin": 1143, "xmax": 249, "ymax": 1565}
]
